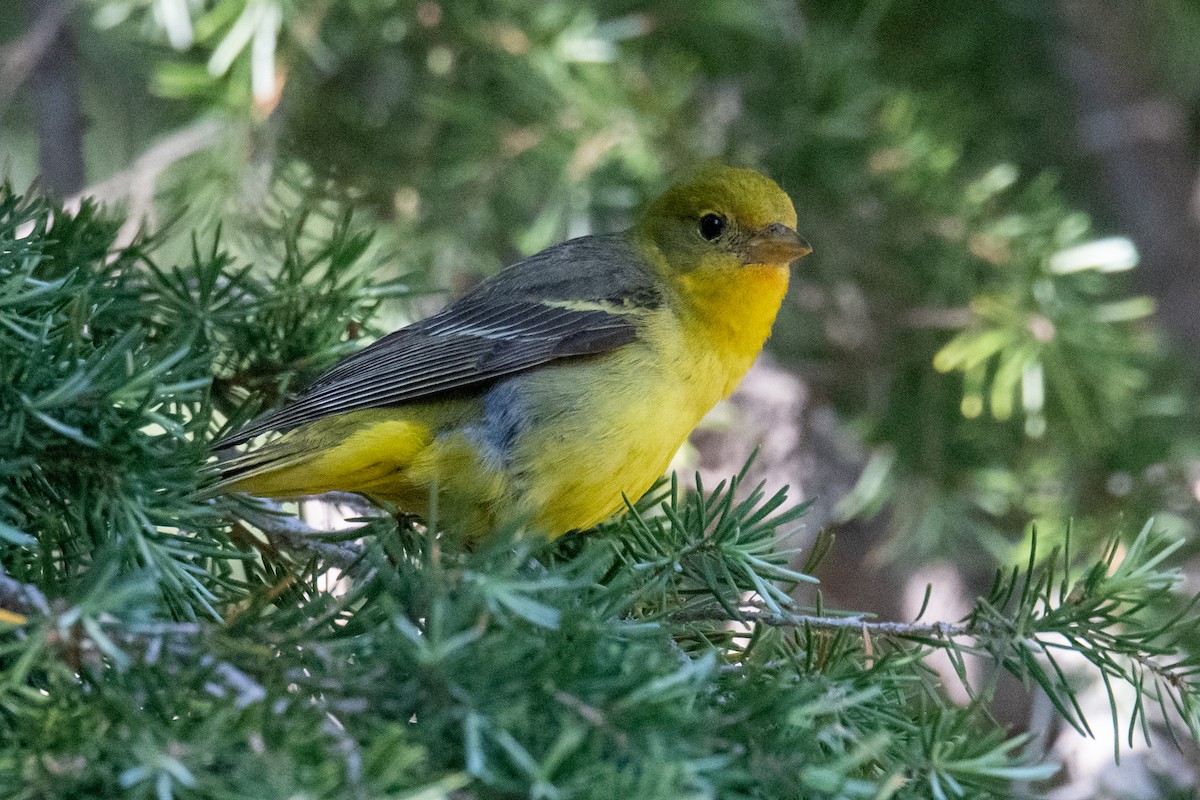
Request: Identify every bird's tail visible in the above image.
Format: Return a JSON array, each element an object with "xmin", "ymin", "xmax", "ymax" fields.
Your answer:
[
  {"xmin": 200, "ymin": 415, "xmax": 435, "ymax": 501},
  {"xmin": 199, "ymin": 434, "xmax": 323, "ymax": 500}
]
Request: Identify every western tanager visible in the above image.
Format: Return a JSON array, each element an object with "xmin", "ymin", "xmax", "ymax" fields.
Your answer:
[{"xmin": 213, "ymin": 164, "xmax": 810, "ymax": 538}]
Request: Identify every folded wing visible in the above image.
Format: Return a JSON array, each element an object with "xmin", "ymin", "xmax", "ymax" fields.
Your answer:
[{"xmin": 214, "ymin": 233, "xmax": 660, "ymax": 448}]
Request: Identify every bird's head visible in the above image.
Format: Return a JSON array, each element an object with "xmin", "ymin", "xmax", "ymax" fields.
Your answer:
[{"xmin": 635, "ymin": 164, "xmax": 811, "ymax": 277}]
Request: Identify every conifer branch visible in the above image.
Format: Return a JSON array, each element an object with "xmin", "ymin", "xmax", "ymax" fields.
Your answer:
[
  {"xmin": 233, "ymin": 501, "xmax": 367, "ymax": 571},
  {"xmin": 672, "ymin": 606, "xmax": 973, "ymax": 638}
]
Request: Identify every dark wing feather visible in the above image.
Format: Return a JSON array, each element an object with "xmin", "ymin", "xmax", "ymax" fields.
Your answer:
[{"xmin": 214, "ymin": 233, "xmax": 660, "ymax": 448}]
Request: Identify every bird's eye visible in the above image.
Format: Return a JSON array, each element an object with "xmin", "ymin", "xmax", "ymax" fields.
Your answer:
[{"xmin": 699, "ymin": 213, "xmax": 727, "ymax": 241}]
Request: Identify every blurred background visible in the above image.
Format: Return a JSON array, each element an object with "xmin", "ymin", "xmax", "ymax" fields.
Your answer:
[{"xmin": 4, "ymin": 1, "xmax": 1200, "ymax": 796}]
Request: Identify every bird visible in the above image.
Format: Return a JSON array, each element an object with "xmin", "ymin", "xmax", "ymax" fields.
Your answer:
[{"xmin": 212, "ymin": 164, "xmax": 810, "ymax": 540}]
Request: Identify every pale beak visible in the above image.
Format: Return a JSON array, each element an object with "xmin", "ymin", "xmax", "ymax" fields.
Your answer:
[{"xmin": 745, "ymin": 223, "xmax": 812, "ymax": 265}]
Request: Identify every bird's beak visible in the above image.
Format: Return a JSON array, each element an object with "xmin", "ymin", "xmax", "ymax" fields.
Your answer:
[{"xmin": 745, "ymin": 223, "xmax": 812, "ymax": 265}]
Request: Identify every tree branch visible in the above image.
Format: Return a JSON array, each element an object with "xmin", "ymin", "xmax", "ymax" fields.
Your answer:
[
  {"xmin": 900, "ymin": 306, "xmax": 974, "ymax": 330},
  {"xmin": 68, "ymin": 117, "xmax": 224, "ymax": 248},
  {"xmin": 673, "ymin": 606, "xmax": 974, "ymax": 638},
  {"xmin": 0, "ymin": 0, "xmax": 75, "ymax": 120},
  {"xmin": 235, "ymin": 500, "xmax": 368, "ymax": 571},
  {"xmin": 20, "ymin": 0, "xmax": 86, "ymax": 196},
  {"xmin": 679, "ymin": 603, "xmax": 1196, "ymax": 712}
]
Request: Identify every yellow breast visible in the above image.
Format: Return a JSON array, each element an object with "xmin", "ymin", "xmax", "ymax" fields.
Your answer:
[{"xmin": 510, "ymin": 263, "xmax": 790, "ymax": 535}]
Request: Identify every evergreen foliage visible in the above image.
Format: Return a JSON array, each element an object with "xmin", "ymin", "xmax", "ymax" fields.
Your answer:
[
  {"xmin": 28, "ymin": 0, "xmax": 1189, "ymax": 562},
  {"xmin": 5, "ymin": 1, "xmax": 1200, "ymax": 797},
  {"xmin": 3, "ymin": 187, "xmax": 1200, "ymax": 799}
]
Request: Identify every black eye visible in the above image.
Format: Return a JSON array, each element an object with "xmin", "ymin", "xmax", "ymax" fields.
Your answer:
[{"xmin": 699, "ymin": 213, "xmax": 727, "ymax": 241}]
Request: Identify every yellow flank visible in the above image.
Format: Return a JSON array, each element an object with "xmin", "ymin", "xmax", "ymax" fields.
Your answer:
[
  {"xmin": 218, "ymin": 164, "xmax": 810, "ymax": 540},
  {"xmin": 232, "ymin": 419, "xmax": 433, "ymax": 498}
]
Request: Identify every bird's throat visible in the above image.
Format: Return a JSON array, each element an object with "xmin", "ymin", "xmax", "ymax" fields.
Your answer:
[{"xmin": 679, "ymin": 265, "xmax": 789, "ymax": 357}]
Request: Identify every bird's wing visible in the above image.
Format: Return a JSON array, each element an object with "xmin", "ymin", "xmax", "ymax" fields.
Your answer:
[{"xmin": 214, "ymin": 233, "xmax": 661, "ymax": 448}]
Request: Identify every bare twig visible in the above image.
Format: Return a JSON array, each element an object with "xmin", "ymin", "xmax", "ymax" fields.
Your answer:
[
  {"xmin": 67, "ymin": 117, "xmax": 224, "ymax": 247},
  {"xmin": 320, "ymin": 492, "xmax": 385, "ymax": 519},
  {"xmin": 900, "ymin": 306, "xmax": 974, "ymax": 330},
  {"xmin": 673, "ymin": 605, "xmax": 974, "ymax": 639},
  {"xmin": 679, "ymin": 604, "xmax": 1197, "ymax": 708},
  {"xmin": 236, "ymin": 500, "xmax": 367, "ymax": 571}
]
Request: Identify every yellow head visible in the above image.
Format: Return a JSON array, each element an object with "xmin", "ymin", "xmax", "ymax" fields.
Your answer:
[{"xmin": 635, "ymin": 164, "xmax": 811, "ymax": 277}]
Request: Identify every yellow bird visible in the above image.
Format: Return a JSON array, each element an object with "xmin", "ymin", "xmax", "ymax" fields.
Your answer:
[{"xmin": 213, "ymin": 165, "xmax": 810, "ymax": 539}]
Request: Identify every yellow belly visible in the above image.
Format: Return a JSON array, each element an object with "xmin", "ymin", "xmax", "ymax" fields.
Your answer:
[{"xmin": 508, "ymin": 354, "xmax": 706, "ymax": 534}]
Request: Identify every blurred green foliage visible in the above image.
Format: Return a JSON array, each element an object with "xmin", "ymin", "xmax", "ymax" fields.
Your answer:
[
  {"xmin": 4, "ymin": 0, "xmax": 1200, "ymax": 796},
  {"xmin": 22, "ymin": 0, "xmax": 1190, "ymax": 562}
]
